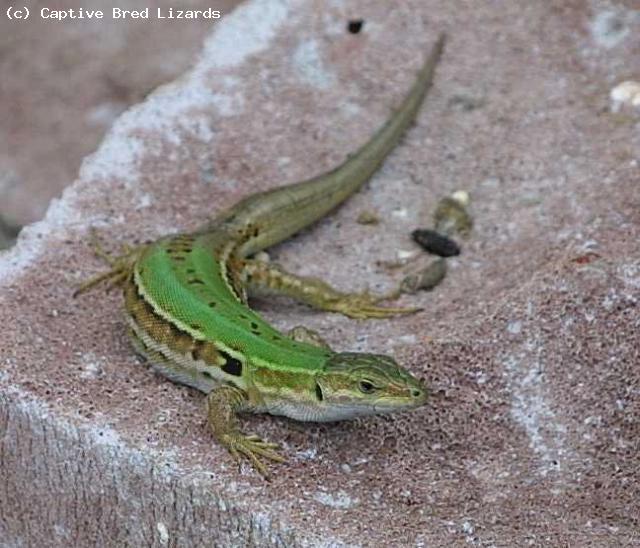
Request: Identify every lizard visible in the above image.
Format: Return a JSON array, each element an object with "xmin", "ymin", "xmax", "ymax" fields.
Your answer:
[{"xmin": 76, "ymin": 34, "xmax": 446, "ymax": 477}]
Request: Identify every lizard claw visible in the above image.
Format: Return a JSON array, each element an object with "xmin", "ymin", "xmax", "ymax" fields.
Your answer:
[
  {"xmin": 330, "ymin": 291, "xmax": 422, "ymax": 319},
  {"xmin": 287, "ymin": 326, "xmax": 332, "ymax": 349},
  {"xmin": 221, "ymin": 432, "xmax": 286, "ymax": 478},
  {"xmin": 74, "ymin": 231, "xmax": 144, "ymax": 297}
]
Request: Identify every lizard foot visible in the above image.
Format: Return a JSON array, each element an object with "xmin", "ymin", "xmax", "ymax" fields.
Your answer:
[
  {"xmin": 287, "ymin": 326, "xmax": 332, "ymax": 349},
  {"xmin": 328, "ymin": 290, "xmax": 422, "ymax": 319},
  {"xmin": 221, "ymin": 432, "xmax": 286, "ymax": 478},
  {"xmin": 74, "ymin": 230, "xmax": 143, "ymax": 297}
]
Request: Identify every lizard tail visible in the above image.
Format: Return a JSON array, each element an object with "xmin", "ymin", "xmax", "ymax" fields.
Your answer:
[{"xmin": 214, "ymin": 33, "xmax": 446, "ymax": 257}]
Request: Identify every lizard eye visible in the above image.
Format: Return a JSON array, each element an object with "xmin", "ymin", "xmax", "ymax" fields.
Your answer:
[{"xmin": 358, "ymin": 380, "xmax": 376, "ymax": 394}]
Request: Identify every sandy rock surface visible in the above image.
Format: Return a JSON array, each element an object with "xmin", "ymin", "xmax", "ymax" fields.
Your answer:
[
  {"xmin": 1, "ymin": 0, "xmax": 639, "ymax": 546},
  {"xmin": 0, "ymin": 0, "xmax": 240, "ymax": 227}
]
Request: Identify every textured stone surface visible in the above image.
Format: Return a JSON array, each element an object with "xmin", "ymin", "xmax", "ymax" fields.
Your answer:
[
  {"xmin": 0, "ymin": 0, "xmax": 242, "ymax": 227},
  {"xmin": 1, "ymin": 0, "xmax": 639, "ymax": 546}
]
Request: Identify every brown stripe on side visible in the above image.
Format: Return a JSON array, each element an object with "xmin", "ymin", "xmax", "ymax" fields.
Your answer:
[
  {"xmin": 124, "ymin": 272, "xmax": 224, "ymax": 369},
  {"xmin": 127, "ymin": 325, "xmax": 174, "ymax": 369},
  {"xmin": 190, "ymin": 339, "xmax": 224, "ymax": 366}
]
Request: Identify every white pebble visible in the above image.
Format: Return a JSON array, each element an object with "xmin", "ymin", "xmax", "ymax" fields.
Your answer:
[
  {"xmin": 610, "ymin": 81, "xmax": 640, "ymax": 111},
  {"xmin": 396, "ymin": 249, "xmax": 418, "ymax": 261},
  {"xmin": 451, "ymin": 190, "xmax": 470, "ymax": 207}
]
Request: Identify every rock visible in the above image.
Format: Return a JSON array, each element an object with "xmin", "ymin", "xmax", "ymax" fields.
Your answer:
[{"xmin": 1, "ymin": 0, "xmax": 638, "ymax": 546}]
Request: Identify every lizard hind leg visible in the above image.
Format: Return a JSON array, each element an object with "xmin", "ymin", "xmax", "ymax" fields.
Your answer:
[
  {"xmin": 73, "ymin": 230, "xmax": 144, "ymax": 297},
  {"xmin": 242, "ymin": 259, "xmax": 422, "ymax": 320}
]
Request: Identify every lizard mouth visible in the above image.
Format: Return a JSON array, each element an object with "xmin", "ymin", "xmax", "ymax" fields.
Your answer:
[
  {"xmin": 373, "ymin": 401, "xmax": 419, "ymax": 414},
  {"xmin": 373, "ymin": 392, "xmax": 427, "ymax": 414}
]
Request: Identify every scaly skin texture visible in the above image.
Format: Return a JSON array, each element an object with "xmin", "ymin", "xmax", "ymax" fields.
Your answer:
[{"xmin": 77, "ymin": 35, "xmax": 445, "ymax": 477}]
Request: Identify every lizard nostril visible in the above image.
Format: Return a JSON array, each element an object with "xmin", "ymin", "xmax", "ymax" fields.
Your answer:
[{"xmin": 411, "ymin": 389, "xmax": 422, "ymax": 398}]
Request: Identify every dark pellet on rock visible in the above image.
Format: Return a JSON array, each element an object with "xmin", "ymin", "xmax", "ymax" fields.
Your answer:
[
  {"xmin": 411, "ymin": 229, "xmax": 460, "ymax": 257},
  {"xmin": 347, "ymin": 19, "xmax": 364, "ymax": 34}
]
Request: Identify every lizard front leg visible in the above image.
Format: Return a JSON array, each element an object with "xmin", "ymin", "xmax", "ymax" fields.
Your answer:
[
  {"xmin": 207, "ymin": 384, "xmax": 285, "ymax": 477},
  {"xmin": 241, "ymin": 259, "xmax": 421, "ymax": 319}
]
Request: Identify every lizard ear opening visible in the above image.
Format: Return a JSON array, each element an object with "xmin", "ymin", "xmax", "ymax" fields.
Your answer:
[{"xmin": 315, "ymin": 382, "xmax": 324, "ymax": 402}]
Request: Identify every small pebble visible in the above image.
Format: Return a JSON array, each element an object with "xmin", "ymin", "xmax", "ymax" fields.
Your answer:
[
  {"xmin": 433, "ymin": 193, "xmax": 473, "ymax": 236},
  {"xmin": 610, "ymin": 80, "xmax": 640, "ymax": 112},
  {"xmin": 356, "ymin": 210, "xmax": 380, "ymax": 225},
  {"xmin": 254, "ymin": 251, "xmax": 271, "ymax": 263},
  {"xmin": 400, "ymin": 258, "xmax": 447, "ymax": 294},
  {"xmin": 396, "ymin": 249, "xmax": 419, "ymax": 261}
]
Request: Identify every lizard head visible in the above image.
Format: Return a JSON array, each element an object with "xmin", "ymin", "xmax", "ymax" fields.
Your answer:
[{"xmin": 315, "ymin": 352, "xmax": 427, "ymax": 419}]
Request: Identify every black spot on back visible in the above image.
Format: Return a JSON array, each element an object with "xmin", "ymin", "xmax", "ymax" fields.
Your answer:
[
  {"xmin": 167, "ymin": 246, "xmax": 191, "ymax": 254},
  {"xmin": 315, "ymin": 383, "xmax": 324, "ymax": 402},
  {"xmin": 220, "ymin": 351, "xmax": 243, "ymax": 377}
]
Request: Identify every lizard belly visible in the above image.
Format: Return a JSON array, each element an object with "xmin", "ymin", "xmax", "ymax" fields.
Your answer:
[{"xmin": 266, "ymin": 400, "xmax": 371, "ymax": 422}]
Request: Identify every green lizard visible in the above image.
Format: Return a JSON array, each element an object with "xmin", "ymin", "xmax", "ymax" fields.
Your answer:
[{"xmin": 77, "ymin": 34, "xmax": 445, "ymax": 477}]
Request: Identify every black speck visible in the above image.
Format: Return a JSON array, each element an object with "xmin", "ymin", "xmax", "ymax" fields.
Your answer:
[
  {"xmin": 347, "ymin": 19, "xmax": 364, "ymax": 34},
  {"xmin": 250, "ymin": 322, "xmax": 259, "ymax": 330},
  {"xmin": 315, "ymin": 383, "xmax": 324, "ymax": 402},
  {"xmin": 201, "ymin": 370, "xmax": 213, "ymax": 379},
  {"xmin": 188, "ymin": 279, "xmax": 205, "ymax": 285},
  {"xmin": 208, "ymin": 301, "xmax": 217, "ymax": 308}
]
